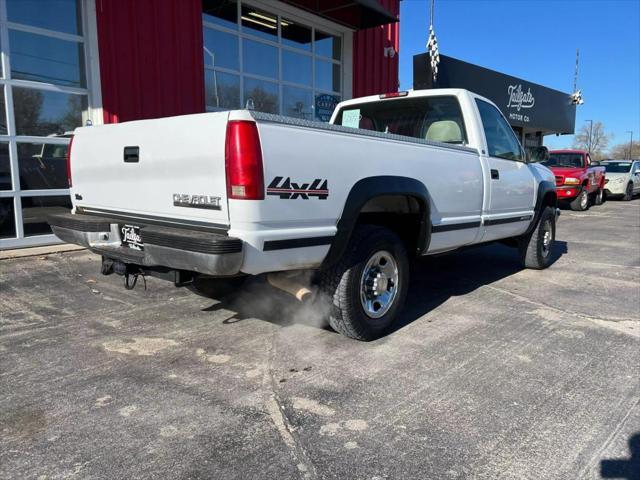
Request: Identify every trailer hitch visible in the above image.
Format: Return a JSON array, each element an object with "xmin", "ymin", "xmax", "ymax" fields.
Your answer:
[{"xmin": 101, "ymin": 257, "xmax": 147, "ymax": 290}]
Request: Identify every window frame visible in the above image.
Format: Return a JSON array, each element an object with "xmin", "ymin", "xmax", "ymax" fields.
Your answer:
[
  {"xmin": 0, "ymin": 0, "xmax": 100, "ymax": 249},
  {"xmin": 202, "ymin": 0, "xmax": 349, "ymax": 119},
  {"xmin": 475, "ymin": 98, "xmax": 525, "ymax": 163}
]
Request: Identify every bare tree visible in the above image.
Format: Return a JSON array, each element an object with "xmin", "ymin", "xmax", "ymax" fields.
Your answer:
[
  {"xmin": 572, "ymin": 121, "xmax": 611, "ymax": 160},
  {"xmin": 608, "ymin": 141, "xmax": 640, "ymax": 160}
]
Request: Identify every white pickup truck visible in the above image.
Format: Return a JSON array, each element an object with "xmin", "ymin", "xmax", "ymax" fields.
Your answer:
[{"xmin": 49, "ymin": 88, "xmax": 558, "ymax": 340}]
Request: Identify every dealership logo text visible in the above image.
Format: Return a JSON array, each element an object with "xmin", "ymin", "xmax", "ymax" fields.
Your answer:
[{"xmin": 507, "ymin": 84, "xmax": 535, "ymax": 111}]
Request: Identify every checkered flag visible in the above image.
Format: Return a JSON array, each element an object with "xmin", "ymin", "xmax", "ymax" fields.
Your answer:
[
  {"xmin": 571, "ymin": 49, "xmax": 584, "ymax": 105},
  {"xmin": 426, "ymin": 3, "xmax": 440, "ymax": 82},
  {"xmin": 571, "ymin": 89, "xmax": 584, "ymax": 105}
]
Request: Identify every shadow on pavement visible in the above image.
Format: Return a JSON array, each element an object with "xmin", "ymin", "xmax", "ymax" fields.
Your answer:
[
  {"xmin": 199, "ymin": 240, "xmax": 568, "ymax": 337},
  {"xmin": 601, "ymin": 433, "xmax": 640, "ymax": 480},
  {"xmin": 392, "ymin": 239, "xmax": 568, "ymax": 333}
]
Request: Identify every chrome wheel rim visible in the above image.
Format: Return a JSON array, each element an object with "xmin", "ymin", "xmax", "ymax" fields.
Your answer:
[
  {"xmin": 360, "ymin": 250, "xmax": 399, "ymax": 319},
  {"xmin": 541, "ymin": 220, "xmax": 553, "ymax": 257},
  {"xmin": 580, "ymin": 191, "xmax": 588, "ymax": 209}
]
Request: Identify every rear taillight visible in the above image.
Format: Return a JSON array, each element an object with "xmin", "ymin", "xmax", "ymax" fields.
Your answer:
[
  {"xmin": 66, "ymin": 135, "xmax": 74, "ymax": 188},
  {"xmin": 225, "ymin": 120, "xmax": 264, "ymax": 200}
]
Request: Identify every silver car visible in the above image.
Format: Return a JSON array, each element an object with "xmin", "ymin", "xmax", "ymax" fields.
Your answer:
[{"xmin": 602, "ymin": 160, "xmax": 640, "ymax": 200}]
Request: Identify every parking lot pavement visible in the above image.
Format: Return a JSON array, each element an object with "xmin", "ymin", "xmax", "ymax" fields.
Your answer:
[{"xmin": 1, "ymin": 200, "xmax": 639, "ymax": 480}]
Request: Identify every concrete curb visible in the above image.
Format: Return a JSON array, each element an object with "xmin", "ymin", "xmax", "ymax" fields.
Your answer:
[{"xmin": 0, "ymin": 244, "xmax": 86, "ymax": 260}]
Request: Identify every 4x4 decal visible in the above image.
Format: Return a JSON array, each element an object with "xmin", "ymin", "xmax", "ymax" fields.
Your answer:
[{"xmin": 267, "ymin": 176, "xmax": 329, "ymax": 200}]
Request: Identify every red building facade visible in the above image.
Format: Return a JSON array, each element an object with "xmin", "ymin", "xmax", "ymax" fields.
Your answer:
[{"xmin": 95, "ymin": 0, "xmax": 399, "ymax": 123}]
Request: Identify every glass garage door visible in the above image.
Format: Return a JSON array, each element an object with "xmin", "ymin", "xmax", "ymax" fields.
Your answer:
[
  {"xmin": 0, "ymin": 0, "xmax": 95, "ymax": 249},
  {"xmin": 202, "ymin": 0, "xmax": 344, "ymax": 122}
]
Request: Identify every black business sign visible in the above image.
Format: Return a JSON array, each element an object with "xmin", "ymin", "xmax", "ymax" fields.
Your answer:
[{"xmin": 413, "ymin": 54, "xmax": 576, "ymax": 134}]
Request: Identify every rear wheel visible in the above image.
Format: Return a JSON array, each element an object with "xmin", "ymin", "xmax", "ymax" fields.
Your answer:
[
  {"xmin": 570, "ymin": 187, "xmax": 589, "ymax": 211},
  {"xmin": 519, "ymin": 206, "xmax": 556, "ymax": 270},
  {"xmin": 623, "ymin": 182, "xmax": 634, "ymax": 201},
  {"xmin": 317, "ymin": 225, "xmax": 409, "ymax": 341},
  {"xmin": 594, "ymin": 187, "xmax": 604, "ymax": 205}
]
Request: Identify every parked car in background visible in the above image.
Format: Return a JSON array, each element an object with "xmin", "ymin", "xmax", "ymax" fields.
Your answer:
[
  {"xmin": 601, "ymin": 160, "xmax": 640, "ymax": 201},
  {"xmin": 543, "ymin": 150, "xmax": 606, "ymax": 211}
]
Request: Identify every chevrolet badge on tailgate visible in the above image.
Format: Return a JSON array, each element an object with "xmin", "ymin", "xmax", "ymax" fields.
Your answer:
[{"xmin": 172, "ymin": 194, "xmax": 221, "ymax": 210}]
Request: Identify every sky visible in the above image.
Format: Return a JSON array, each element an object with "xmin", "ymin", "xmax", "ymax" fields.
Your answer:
[{"xmin": 399, "ymin": 0, "xmax": 640, "ymax": 151}]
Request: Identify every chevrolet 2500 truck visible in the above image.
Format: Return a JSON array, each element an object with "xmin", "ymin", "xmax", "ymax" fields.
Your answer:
[
  {"xmin": 543, "ymin": 149, "xmax": 606, "ymax": 211},
  {"xmin": 48, "ymin": 89, "xmax": 559, "ymax": 341}
]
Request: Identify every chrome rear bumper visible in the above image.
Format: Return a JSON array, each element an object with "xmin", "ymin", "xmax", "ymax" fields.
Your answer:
[{"xmin": 48, "ymin": 213, "xmax": 243, "ymax": 276}]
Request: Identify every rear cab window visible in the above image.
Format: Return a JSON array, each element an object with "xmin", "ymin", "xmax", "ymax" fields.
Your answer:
[{"xmin": 333, "ymin": 95, "xmax": 468, "ymax": 145}]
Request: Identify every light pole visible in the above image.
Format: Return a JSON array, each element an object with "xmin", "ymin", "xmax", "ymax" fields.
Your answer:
[
  {"xmin": 585, "ymin": 119, "xmax": 593, "ymax": 154},
  {"xmin": 627, "ymin": 131, "xmax": 634, "ymax": 160}
]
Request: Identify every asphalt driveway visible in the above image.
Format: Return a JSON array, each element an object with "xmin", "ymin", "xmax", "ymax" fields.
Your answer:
[{"xmin": 1, "ymin": 199, "xmax": 639, "ymax": 479}]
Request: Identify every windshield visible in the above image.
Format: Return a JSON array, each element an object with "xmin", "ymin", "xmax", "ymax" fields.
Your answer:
[
  {"xmin": 542, "ymin": 153, "xmax": 584, "ymax": 168},
  {"xmin": 333, "ymin": 96, "xmax": 467, "ymax": 144},
  {"xmin": 603, "ymin": 162, "xmax": 632, "ymax": 173}
]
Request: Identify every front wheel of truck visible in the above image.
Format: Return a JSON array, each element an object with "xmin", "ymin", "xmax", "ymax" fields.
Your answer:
[
  {"xmin": 519, "ymin": 206, "xmax": 556, "ymax": 270},
  {"xmin": 317, "ymin": 225, "xmax": 409, "ymax": 341},
  {"xmin": 569, "ymin": 187, "xmax": 590, "ymax": 211}
]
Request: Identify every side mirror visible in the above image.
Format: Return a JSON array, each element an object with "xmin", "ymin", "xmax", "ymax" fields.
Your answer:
[{"xmin": 527, "ymin": 146, "xmax": 549, "ymax": 163}]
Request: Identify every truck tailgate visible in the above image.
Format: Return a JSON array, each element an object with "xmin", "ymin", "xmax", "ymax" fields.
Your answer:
[{"xmin": 71, "ymin": 111, "xmax": 230, "ymax": 226}]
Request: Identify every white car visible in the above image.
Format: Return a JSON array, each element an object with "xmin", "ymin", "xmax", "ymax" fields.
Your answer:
[
  {"xmin": 48, "ymin": 88, "xmax": 559, "ymax": 340},
  {"xmin": 602, "ymin": 160, "xmax": 640, "ymax": 200}
]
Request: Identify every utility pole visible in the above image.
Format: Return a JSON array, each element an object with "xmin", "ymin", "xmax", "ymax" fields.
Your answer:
[
  {"xmin": 627, "ymin": 131, "xmax": 634, "ymax": 160},
  {"xmin": 586, "ymin": 119, "xmax": 593, "ymax": 154}
]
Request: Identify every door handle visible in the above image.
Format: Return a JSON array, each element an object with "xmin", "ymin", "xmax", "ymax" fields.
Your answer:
[{"xmin": 491, "ymin": 169, "xmax": 499, "ymax": 180}]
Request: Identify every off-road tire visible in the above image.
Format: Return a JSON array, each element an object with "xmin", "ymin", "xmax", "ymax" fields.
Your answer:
[
  {"xmin": 317, "ymin": 225, "xmax": 409, "ymax": 341},
  {"xmin": 569, "ymin": 187, "xmax": 589, "ymax": 211},
  {"xmin": 594, "ymin": 188, "xmax": 604, "ymax": 206},
  {"xmin": 519, "ymin": 206, "xmax": 556, "ymax": 270},
  {"xmin": 623, "ymin": 183, "xmax": 634, "ymax": 201},
  {"xmin": 187, "ymin": 275, "xmax": 247, "ymax": 299}
]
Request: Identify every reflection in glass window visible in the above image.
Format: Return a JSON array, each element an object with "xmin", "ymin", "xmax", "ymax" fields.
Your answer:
[
  {"xmin": 205, "ymin": 70, "xmax": 240, "ymax": 109},
  {"xmin": 314, "ymin": 93, "xmax": 340, "ymax": 122},
  {"xmin": 18, "ymin": 142, "xmax": 70, "ymax": 190},
  {"xmin": 241, "ymin": 5, "xmax": 277, "ymax": 40},
  {"xmin": 0, "ymin": 143, "xmax": 11, "ymax": 191},
  {"xmin": 7, "ymin": 0, "xmax": 82, "ymax": 35},
  {"xmin": 0, "ymin": 198, "xmax": 16, "ymax": 239},
  {"xmin": 476, "ymin": 99, "xmax": 524, "ymax": 161},
  {"xmin": 9, "ymin": 30, "xmax": 86, "ymax": 88},
  {"xmin": 203, "ymin": 27, "xmax": 239, "ymax": 70},
  {"xmin": 13, "ymin": 88, "xmax": 87, "ymax": 136},
  {"xmin": 243, "ymin": 39, "xmax": 278, "ymax": 79},
  {"xmin": 202, "ymin": 0, "xmax": 237, "ymax": 30},
  {"xmin": 281, "ymin": 18, "xmax": 311, "ymax": 51},
  {"xmin": 22, "ymin": 195, "xmax": 72, "ymax": 237},
  {"xmin": 244, "ymin": 78, "xmax": 278, "ymax": 114},
  {"xmin": 0, "ymin": 89, "xmax": 7, "ymax": 134},
  {"xmin": 315, "ymin": 60, "xmax": 340, "ymax": 92},
  {"xmin": 283, "ymin": 86, "xmax": 313, "ymax": 120},
  {"xmin": 315, "ymin": 31, "xmax": 341, "ymax": 60},
  {"xmin": 283, "ymin": 50, "xmax": 311, "ymax": 86}
]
